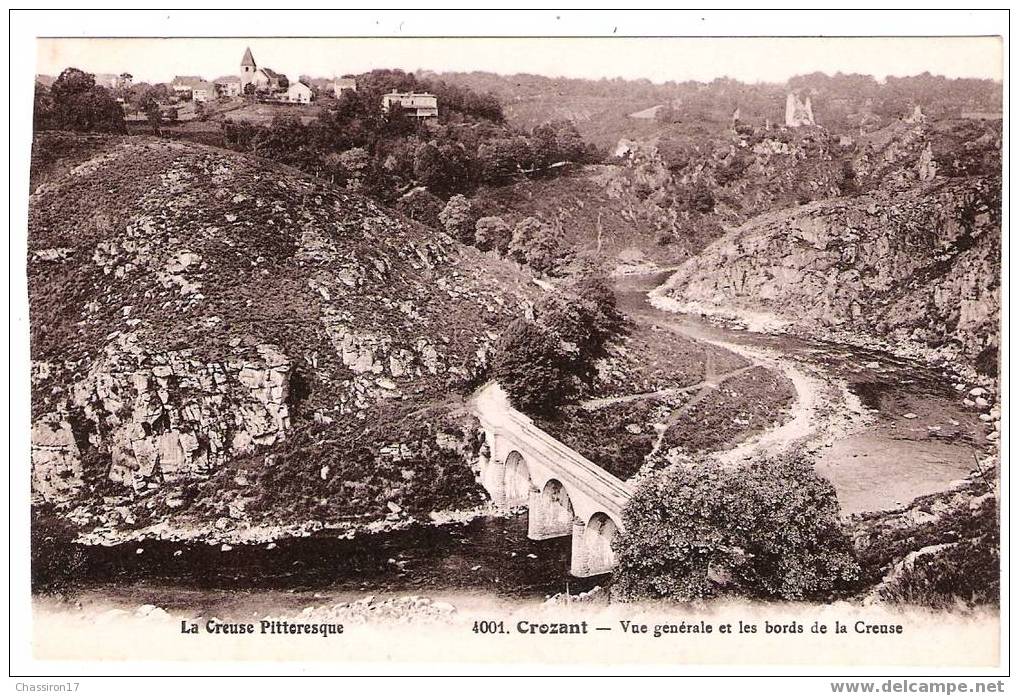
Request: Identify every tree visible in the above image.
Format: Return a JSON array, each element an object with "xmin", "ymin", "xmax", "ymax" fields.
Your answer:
[
  {"xmin": 438, "ymin": 194, "xmax": 478, "ymax": 244},
  {"xmin": 526, "ymin": 121, "xmax": 593, "ymax": 172},
  {"xmin": 33, "ymin": 83, "xmax": 54, "ymax": 130},
  {"xmin": 613, "ymin": 453, "xmax": 861, "ymax": 602},
  {"xmin": 536, "ymin": 271, "xmax": 628, "ymax": 385},
  {"xmin": 474, "ymin": 216, "xmax": 512, "ymax": 253},
  {"xmin": 490, "ymin": 319, "xmax": 573, "ymax": 415},
  {"xmin": 44, "ymin": 67, "xmax": 125, "ymax": 133},
  {"xmin": 414, "ymin": 142, "xmax": 452, "ymax": 195},
  {"xmin": 143, "ymin": 98, "xmax": 163, "ymax": 135},
  {"xmin": 509, "ymin": 217, "xmax": 569, "ymax": 276},
  {"xmin": 130, "ymin": 82, "xmax": 171, "ymax": 112}
]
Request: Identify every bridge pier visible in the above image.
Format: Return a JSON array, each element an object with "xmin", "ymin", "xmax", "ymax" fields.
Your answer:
[
  {"xmin": 570, "ymin": 519, "xmax": 592, "ymax": 577},
  {"xmin": 479, "ymin": 457, "xmax": 507, "ymax": 507}
]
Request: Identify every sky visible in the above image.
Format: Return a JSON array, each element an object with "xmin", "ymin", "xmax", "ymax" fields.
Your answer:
[{"xmin": 35, "ymin": 36, "xmax": 1003, "ymax": 86}]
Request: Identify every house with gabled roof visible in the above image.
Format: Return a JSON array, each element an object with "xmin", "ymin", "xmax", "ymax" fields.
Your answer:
[{"xmin": 287, "ymin": 80, "xmax": 314, "ymax": 104}]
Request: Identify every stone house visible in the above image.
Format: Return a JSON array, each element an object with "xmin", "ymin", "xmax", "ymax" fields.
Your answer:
[
  {"xmin": 215, "ymin": 75, "xmax": 242, "ymax": 98},
  {"xmin": 171, "ymin": 75, "xmax": 204, "ymax": 99},
  {"xmin": 191, "ymin": 81, "xmax": 216, "ymax": 103}
]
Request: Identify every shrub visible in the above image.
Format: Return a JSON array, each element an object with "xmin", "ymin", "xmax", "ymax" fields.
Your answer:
[
  {"xmin": 682, "ymin": 182, "xmax": 716, "ymax": 213},
  {"xmin": 474, "ymin": 216, "xmax": 512, "ymax": 253},
  {"xmin": 508, "ymin": 216, "xmax": 570, "ymax": 276},
  {"xmin": 856, "ymin": 490, "xmax": 999, "ymax": 609},
  {"xmin": 438, "ymin": 194, "xmax": 478, "ymax": 244},
  {"xmin": 394, "ymin": 187, "xmax": 445, "ymax": 228},
  {"xmin": 252, "ymin": 403, "xmax": 485, "ymax": 520},
  {"xmin": 613, "ymin": 452, "xmax": 861, "ymax": 601}
]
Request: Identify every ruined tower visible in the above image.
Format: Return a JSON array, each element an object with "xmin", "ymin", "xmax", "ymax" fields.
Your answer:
[{"xmin": 784, "ymin": 92, "xmax": 816, "ymax": 128}]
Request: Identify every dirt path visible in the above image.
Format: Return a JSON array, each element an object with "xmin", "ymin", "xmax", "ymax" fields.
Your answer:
[{"xmin": 578, "ymin": 349, "xmax": 757, "ymax": 411}]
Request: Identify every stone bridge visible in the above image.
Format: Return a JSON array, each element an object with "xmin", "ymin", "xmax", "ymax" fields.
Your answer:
[{"xmin": 473, "ymin": 384, "xmax": 635, "ymax": 577}]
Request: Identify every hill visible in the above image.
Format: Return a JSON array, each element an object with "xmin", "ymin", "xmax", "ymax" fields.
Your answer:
[
  {"xmin": 652, "ymin": 173, "xmax": 1001, "ymax": 373},
  {"xmin": 28, "ymin": 132, "xmax": 539, "ymax": 539}
]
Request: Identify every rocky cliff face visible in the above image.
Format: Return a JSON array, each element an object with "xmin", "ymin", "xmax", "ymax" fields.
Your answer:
[
  {"xmin": 654, "ymin": 175, "xmax": 1000, "ymax": 370},
  {"xmin": 28, "ymin": 134, "xmax": 536, "ymax": 519}
]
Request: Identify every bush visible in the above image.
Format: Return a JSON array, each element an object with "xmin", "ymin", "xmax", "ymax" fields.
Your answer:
[
  {"xmin": 490, "ymin": 318, "xmax": 573, "ymax": 415},
  {"xmin": 681, "ymin": 182, "xmax": 716, "ymax": 213},
  {"xmin": 394, "ymin": 187, "xmax": 444, "ymax": 228},
  {"xmin": 613, "ymin": 452, "xmax": 861, "ymax": 601},
  {"xmin": 438, "ymin": 194, "xmax": 478, "ymax": 243},
  {"xmin": 508, "ymin": 216, "xmax": 570, "ymax": 276},
  {"xmin": 474, "ymin": 215, "xmax": 512, "ymax": 253}
]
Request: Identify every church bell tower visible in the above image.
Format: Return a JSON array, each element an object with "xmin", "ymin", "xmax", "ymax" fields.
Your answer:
[{"xmin": 240, "ymin": 47, "xmax": 257, "ymax": 91}]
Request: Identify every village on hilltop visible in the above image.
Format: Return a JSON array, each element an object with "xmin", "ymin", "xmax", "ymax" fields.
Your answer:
[{"xmin": 51, "ymin": 47, "xmax": 439, "ymax": 124}]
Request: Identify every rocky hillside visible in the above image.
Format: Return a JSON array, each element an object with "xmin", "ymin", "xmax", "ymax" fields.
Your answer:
[
  {"xmin": 28, "ymin": 133, "xmax": 537, "ymax": 533},
  {"xmin": 653, "ymin": 168, "xmax": 1000, "ymax": 373},
  {"xmin": 470, "ymin": 116, "xmax": 995, "ymax": 272}
]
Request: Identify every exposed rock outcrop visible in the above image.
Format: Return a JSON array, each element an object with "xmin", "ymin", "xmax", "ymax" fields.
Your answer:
[
  {"xmin": 654, "ymin": 176, "xmax": 1000, "ymax": 368},
  {"xmin": 63, "ymin": 336, "xmax": 291, "ymax": 491},
  {"xmin": 31, "ymin": 414, "xmax": 83, "ymax": 503},
  {"xmin": 28, "ymin": 133, "xmax": 535, "ymax": 519}
]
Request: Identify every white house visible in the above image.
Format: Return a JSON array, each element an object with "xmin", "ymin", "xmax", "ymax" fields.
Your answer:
[
  {"xmin": 288, "ymin": 81, "xmax": 314, "ymax": 104},
  {"xmin": 381, "ymin": 91, "xmax": 438, "ymax": 119},
  {"xmin": 171, "ymin": 75, "xmax": 204, "ymax": 99}
]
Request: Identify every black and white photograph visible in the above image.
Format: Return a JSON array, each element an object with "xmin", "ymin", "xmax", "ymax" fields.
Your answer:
[{"xmin": 9, "ymin": 9, "xmax": 1008, "ymax": 682}]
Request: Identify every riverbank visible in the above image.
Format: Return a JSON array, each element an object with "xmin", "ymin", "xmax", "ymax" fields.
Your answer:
[{"xmin": 631, "ymin": 270, "xmax": 998, "ymax": 516}]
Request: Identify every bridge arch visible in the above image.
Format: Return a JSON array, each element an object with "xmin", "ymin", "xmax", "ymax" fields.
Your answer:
[
  {"xmin": 578, "ymin": 512, "xmax": 619, "ymax": 577},
  {"xmin": 503, "ymin": 450, "xmax": 531, "ymax": 506},
  {"xmin": 527, "ymin": 478, "xmax": 574, "ymax": 540}
]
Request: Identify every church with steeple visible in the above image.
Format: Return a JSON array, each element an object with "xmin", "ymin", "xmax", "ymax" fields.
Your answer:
[{"xmin": 237, "ymin": 47, "xmax": 288, "ymax": 94}]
